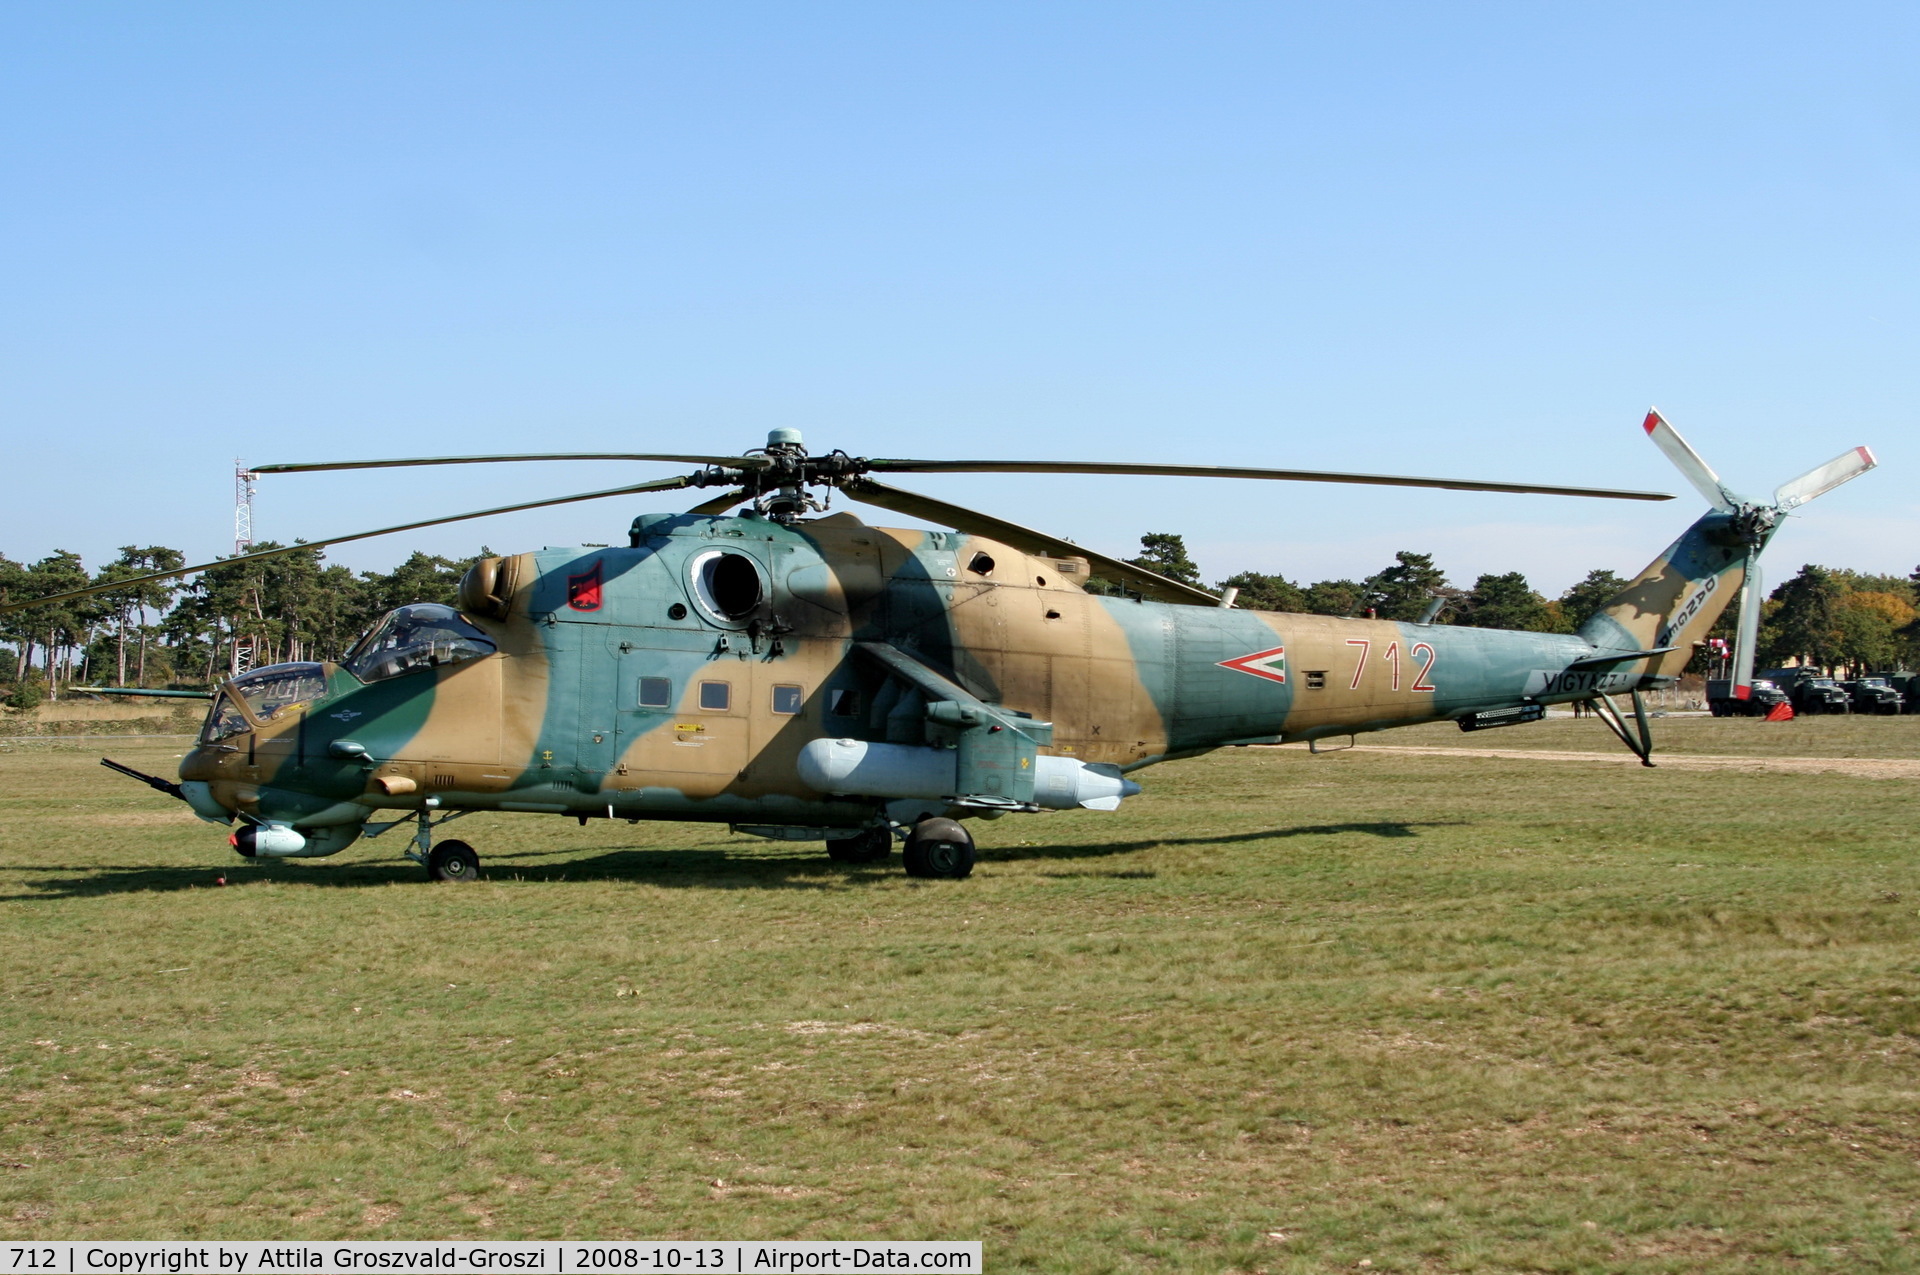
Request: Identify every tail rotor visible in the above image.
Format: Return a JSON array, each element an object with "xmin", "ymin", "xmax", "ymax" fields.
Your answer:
[{"xmin": 1642, "ymin": 408, "xmax": 1878, "ymax": 700}]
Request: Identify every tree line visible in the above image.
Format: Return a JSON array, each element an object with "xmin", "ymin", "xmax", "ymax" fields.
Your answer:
[
  {"xmin": 1117, "ymin": 533, "xmax": 1920, "ymax": 675},
  {"xmin": 0, "ymin": 544, "xmax": 479, "ymax": 708},
  {"xmin": 1, "ymin": 533, "xmax": 1915, "ymax": 710}
]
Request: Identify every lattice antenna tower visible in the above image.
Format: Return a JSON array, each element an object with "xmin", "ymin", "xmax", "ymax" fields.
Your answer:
[
  {"xmin": 231, "ymin": 459, "xmax": 260, "ymax": 676},
  {"xmin": 234, "ymin": 459, "xmax": 257, "ymax": 555}
]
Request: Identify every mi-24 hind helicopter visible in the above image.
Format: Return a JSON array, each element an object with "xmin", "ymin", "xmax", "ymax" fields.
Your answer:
[{"xmin": 18, "ymin": 411, "xmax": 1875, "ymax": 882}]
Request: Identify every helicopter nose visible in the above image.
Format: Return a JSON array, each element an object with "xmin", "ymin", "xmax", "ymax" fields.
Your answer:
[{"xmin": 178, "ymin": 780, "xmax": 237, "ymax": 823}]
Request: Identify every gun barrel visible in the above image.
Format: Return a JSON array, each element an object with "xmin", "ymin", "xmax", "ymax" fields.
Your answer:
[{"xmin": 100, "ymin": 757, "xmax": 185, "ymax": 801}]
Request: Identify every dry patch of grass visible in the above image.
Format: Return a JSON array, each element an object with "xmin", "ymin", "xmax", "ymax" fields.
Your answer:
[{"xmin": 3, "ymin": 731, "xmax": 1919, "ymax": 1271}]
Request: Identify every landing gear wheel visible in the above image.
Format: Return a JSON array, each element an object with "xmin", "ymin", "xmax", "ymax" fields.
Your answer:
[
  {"xmin": 903, "ymin": 818, "xmax": 975, "ymax": 880},
  {"xmin": 827, "ymin": 826, "xmax": 893, "ymax": 864},
  {"xmin": 427, "ymin": 839, "xmax": 480, "ymax": 882}
]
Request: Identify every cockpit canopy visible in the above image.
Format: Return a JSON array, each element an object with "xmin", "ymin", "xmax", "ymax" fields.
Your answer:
[
  {"xmin": 342, "ymin": 604, "xmax": 497, "ymax": 684},
  {"xmin": 201, "ymin": 662, "xmax": 327, "ymax": 743}
]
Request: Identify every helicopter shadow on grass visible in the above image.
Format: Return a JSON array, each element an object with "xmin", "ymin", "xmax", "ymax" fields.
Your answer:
[
  {"xmin": 1, "ymin": 820, "xmax": 1456, "ymax": 901},
  {"xmin": 984, "ymin": 820, "xmax": 1460, "ymax": 865}
]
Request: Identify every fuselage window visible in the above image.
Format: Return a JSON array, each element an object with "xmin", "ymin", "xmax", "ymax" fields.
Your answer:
[
  {"xmin": 638, "ymin": 676, "xmax": 672, "ymax": 709},
  {"xmin": 342, "ymin": 604, "xmax": 496, "ymax": 683},
  {"xmin": 771, "ymin": 684, "xmax": 802, "ymax": 715},
  {"xmin": 699, "ymin": 680, "xmax": 731, "ymax": 711}
]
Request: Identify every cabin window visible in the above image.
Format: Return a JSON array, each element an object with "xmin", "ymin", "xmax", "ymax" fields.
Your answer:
[
  {"xmin": 699, "ymin": 680, "xmax": 731, "ymax": 711},
  {"xmin": 342, "ymin": 604, "xmax": 495, "ymax": 683},
  {"xmin": 1305, "ymin": 671, "xmax": 1327, "ymax": 690},
  {"xmin": 828, "ymin": 688, "xmax": 860, "ymax": 717},
  {"xmin": 638, "ymin": 676, "xmax": 672, "ymax": 709},
  {"xmin": 771, "ymin": 684, "xmax": 803, "ymax": 715}
]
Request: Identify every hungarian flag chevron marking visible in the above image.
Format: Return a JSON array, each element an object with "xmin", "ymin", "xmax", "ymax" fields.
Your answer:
[{"xmin": 1217, "ymin": 645, "xmax": 1288, "ymax": 684}]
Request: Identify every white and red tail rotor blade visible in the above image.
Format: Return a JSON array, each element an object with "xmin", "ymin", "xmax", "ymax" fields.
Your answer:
[
  {"xmin": 1773, "ymin": 445, "xmax": 1878, "ymax": 511},
  {"xmin": 1732, "ymin": 557, "xmax": 1761, "ymax": 700},
  {"xmin": 1643, "ymin": 408, "xmax": 1735, "ymax": 511}
]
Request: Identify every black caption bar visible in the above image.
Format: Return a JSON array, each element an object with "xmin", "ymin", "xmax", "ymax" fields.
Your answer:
[{"xmin": 1, "ymin": 1244, "xmax": 981, "ymax": 1275}]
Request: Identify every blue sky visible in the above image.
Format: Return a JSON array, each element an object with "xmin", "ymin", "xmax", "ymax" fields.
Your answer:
[{"xmin": 3, "ymin": 3, "xmax": 1914, "ymax": 594}]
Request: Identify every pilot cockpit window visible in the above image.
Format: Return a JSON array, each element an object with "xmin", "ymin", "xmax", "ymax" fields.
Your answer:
[
  {"xmin": 342, "ymin": 604, "xmax": 497, "ymax": 684},
  {"xmin": 230, "ymin": 663, "xmax": 327, "ymax": 724}
]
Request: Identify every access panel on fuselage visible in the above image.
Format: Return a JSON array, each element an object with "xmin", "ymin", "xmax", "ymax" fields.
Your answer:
[{"xmin": 609, "ymin": 627, "xmax": 749, "ymax": 799}]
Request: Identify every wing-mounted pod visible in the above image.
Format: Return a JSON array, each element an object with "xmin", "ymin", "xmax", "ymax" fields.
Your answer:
[{"xmin": 796, "ymin": 642, "xmax": 1139, "ymax": 812}]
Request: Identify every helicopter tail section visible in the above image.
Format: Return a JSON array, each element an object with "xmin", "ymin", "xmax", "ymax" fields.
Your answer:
[
  {"xmin": 1576, "ymin": 410, "xmax": 1877, "ymax": 681},
  {"xmin": 1575, "ymin": 510, "xmax": 1752, "ymax": 679}
]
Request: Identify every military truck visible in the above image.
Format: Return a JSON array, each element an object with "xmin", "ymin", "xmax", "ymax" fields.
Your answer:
[
  {"xmin": 1843, "ymin": 676, "xmax": 1905, "ymax": 715},
  {"xmin": 1758, "ymin": 668, "xmax": 1852, "ymax": 714},
  {"xmin": 1705, "ymin": 677, "xmax": 1792, "ymax": 717},
  {"xmin": 1880, "ymin": 673, "xmax": 1920, "ymax": 714}
]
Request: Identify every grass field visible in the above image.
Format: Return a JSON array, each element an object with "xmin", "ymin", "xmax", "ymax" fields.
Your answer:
[{"xmin": 4, "ymin": 716, "xmax": 1920, "ymax": 1271}]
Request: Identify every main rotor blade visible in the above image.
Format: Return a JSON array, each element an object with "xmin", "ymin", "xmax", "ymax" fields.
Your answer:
[
  {"xmin": 1642, "ymin": 409, "xmax": 1735, "ymax": 511},
  {"xmin": 864, "ymin": 458, "xmax": 1674, "ymax": 502},
  {"xmin": 684, "ymin": 489, "xmax": 750, "ymax": 515},
  {"xmin": 1773, "ymin": 445, "xmax": 1877, "ymax": 511},
  {"xmin": 0, "ymin": 474, "xmax": 700, "ymax": 616},
  {"xmin": 254, "ymin": 452, "xmax": 770, "ymax": 475},
  {"xmin": 841, "ymin": 477, "xmax": 1221, "ymax": 607}
]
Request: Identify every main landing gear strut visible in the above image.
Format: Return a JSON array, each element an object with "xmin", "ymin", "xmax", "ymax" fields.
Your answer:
[{"xmin": 363, "ymin": 807, "xmax": 482, "ymax": 882}]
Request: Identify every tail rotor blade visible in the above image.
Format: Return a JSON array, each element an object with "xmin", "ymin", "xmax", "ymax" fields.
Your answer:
[
  {"xmin": 1773, "ymin": 446, "xmax": 1878, "ymax": 511},
  {"xmin": 1732, "ymin": 556, "xmax": 1761, "ymax": 700},
  {"xmin": 1643, "ymin": 409, "xmax": 1736, "ymax": 511}
]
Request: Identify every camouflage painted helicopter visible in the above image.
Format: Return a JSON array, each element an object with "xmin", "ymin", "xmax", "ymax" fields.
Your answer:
[{"xmin": 11, "ymin": 411, "xmax": 1875, "ymax": 881}]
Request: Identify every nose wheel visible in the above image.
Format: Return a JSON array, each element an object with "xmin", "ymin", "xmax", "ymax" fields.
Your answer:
[{"xmin": 426, "ymin": 839, "xmax": 481, "ymax": 882}]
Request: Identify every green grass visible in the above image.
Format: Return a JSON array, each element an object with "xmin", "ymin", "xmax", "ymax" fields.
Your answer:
[{"xmin": 4, "ymin": 720, "xmax": 1920, "ymax": 1270}]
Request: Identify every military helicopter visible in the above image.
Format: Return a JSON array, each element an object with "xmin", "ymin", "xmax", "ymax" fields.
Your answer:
[{"xmin": 10, "ymin": 411, "xmax": 1875, "ymax": 881}]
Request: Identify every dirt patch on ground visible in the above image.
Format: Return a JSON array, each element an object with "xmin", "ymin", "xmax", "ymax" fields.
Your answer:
[{"xmin": 1337, "ymin": 744, "xmax": 1920, "ymax": 779}]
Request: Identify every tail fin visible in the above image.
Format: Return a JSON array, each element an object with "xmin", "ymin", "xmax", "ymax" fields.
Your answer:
[{"xmin": 1576, "ymin": 512, "xmax": 1750, "ymax": 678}]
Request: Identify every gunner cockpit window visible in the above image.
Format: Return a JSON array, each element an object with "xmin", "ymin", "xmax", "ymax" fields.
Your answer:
[
  {"xmin": 342, "ymin": 604, "xmax": 497, "ymax": 684},
  {"xmin": 200, "ymin": 662, "xmax": 328, "ymax": 743},
  {"xmin": 231, "ymin": 663, "xmax": 326, "ymax": 723},
  {"xmin": 200, "ymin": 693, "xmax": 252, "ymax": 743}
]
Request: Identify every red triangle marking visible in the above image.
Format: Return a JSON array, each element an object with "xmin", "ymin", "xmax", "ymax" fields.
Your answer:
[{"xmin": 1217, "ymin": 645, "xmax": 1288, "ymax": 684}]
